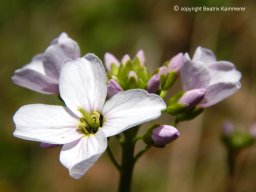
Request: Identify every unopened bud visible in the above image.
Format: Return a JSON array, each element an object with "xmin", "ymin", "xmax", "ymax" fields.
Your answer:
[
  {"xmin": 107, "ymin": 79, "xmax": 123, "ymax": 97},
  {"xmin": 147, "ymin": 74, "xmax": 160, "ymax": 93},
  {"xmin": 104, "ymin": 53, "xmax": 120, "ymax": 71},
  {"xmin": 136, "ymin": 50, "xmax": 145, "ymax": 66},
  {"xmin": 178, "ymin": 89, "xmax": 206, "ymax": 108},
  {"xmin": 151, "ymin": 125, "xmax": 180, "ymax": 147},
  {"xmin": 222, "ymin": 121, "xmax": 235, "ymax": 137},
  {"xmin": 168, "ymin": 53, "xmax": 183, "ymax": 72},
  {"xmin": 121, "ymin": 54, "xmax": 131, "ymax": 64}
]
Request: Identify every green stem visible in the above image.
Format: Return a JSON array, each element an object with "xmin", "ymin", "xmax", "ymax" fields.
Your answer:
[
  {"xmin": 226, "ymin": 149, "xmax": 237, "ymax": 192},
  {"xmin": 106, "ymin": 146, "xmax": 121, "ymax": 171},
  {"xmin": 118, "ymin": 127, "xmax": 139, "ymax": 192},
  {"xmin": 134, "ymin": 145, "xmax": 151, "ymax": 162}
]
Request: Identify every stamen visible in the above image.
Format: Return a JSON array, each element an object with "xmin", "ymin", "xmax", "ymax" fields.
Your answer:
[{"xmin": 77, "ymin": 108, "xmax": 104, "ymax": 135}]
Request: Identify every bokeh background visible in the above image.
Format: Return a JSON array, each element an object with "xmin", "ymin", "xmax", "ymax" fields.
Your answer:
[{"xmin": 1, "ymin": 0, "xmax": 256, "ymax": 191}]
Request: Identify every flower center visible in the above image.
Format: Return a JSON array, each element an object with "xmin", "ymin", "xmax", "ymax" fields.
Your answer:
[{"xmin": 77, "ymin": 108, "xmax": 103, "ymax": 135}]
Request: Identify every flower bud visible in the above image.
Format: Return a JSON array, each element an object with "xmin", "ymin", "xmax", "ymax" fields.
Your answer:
[
  {"xmin": 222, "ymin": 121, "xmax": 234, "ymax": 137},
  {"xmin": 136, "ymin": 50, "xmax": 145, "ymax": 66},
  {"xmin": 167, "ymin": 53, "xmax": 183, "ymax": 72},
  {"xmin": 249, "ymin": 124, "xmax": 256, "ymax": 139},
  {"xmin": 178, "ymin": 89, "xmax": 206, "ymax": 108},
  {"xmin": 127, "ymin": 71, "xmax": 139, "ymax": 89},
  {"xmin": 104, "ymin": 53, "xmax": 120, "ymax": 71},
  {"xmin": 151, "ymin": 125, "xmax": 180, "ymax": 147},
  {"xmin": 143, "ymin": 125, "xmax": 180, "ymax": 147},
  {"xmin": 147, "ymin": 74, "xmax": 160, "ymax": 93},
  {"xmin": 107, "ymin": 79, "xmax": 123, "ymax": 97},
  {"xmin": 121, "ymin": 54, "xmax": 131, "ymax": 64}
]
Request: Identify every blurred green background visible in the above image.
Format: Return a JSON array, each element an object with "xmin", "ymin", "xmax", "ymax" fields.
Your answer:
[{"xmin": 1, "ymin": 0, "xmax": 256, "ymax": 191}]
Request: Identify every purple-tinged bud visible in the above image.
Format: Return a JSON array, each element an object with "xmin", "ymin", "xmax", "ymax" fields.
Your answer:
[
  {"xmin": 121, "ymin": 54, "xmax": 131, "ymax": 64},
  {"xmin": 151, "ymin": 125, "xmax": 180, "ymax": 147},
  {"xmin": 104, "ymin": 53, "xmax": 120, "ymax": 71},
  {"xmin": 136, "ymin": 50, "xmax": 145, "ymax": 66},
  {"xmin": 168, "ymin": 53, "xmax": 184, "ymax": 72},
  {"xmin": 147, "ymin": 74, "xmax": 160, "ymax": 93},
  {"xmin": 249, "ymin": 124, "xmax": 256, "ymax": 138},
  {"xmin": 128, "ymin": 71, "xmax": 138, "ymax": 81},
  {"xmin": 40, "ymin": 143, "xmax": 62, "ymax": 148},
  {"xmin": 222, "ymin": 121, "xmax": 234, "ymax": 137},
  {"xmin": 158, "ymin": 66, "xmax": 168, "ymax": 76},
  {"xmin": 107, "ymin": 79, "xmax": 123, "ymax": 97},
  {"xmin": 178, "ymin": 88, "xmax": 206, "ymax": 108}
]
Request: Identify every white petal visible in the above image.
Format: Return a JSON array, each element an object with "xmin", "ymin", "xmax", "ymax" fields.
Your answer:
[
  {"xmin": 43, "ymin": 33, "xmax": 80, "ymax": 80},
  {"xmin": 208, "ymin": 61, "xmax": 242, "ymax": 85},
  {"xmin": 192, "ymin": 47, "xmax": 216, "ymax": 64},
  {"xmin": 199, "ymin": 82, "xmax": 241, "ymax": 107},
  {"xmin": 60, "ymin": 130, "xmax": 107, "ymax": 179},
  {"xmin": 12, "ymin": 55, "xmax": 59, "ymax": 94},
  {"xmin": 180, "ymin": 54, "xmax": 211, "ymax": 90},
  {"xmin": 59, "ymin": 54, "xmax": 107, "ymax": 116},
  {"xmin": 102, "ymin": 89, "xmax": 166, "ymax": 137},
  {"xmin": 13, "ymin": 104, "xmax": 81, "ymax": 144}
]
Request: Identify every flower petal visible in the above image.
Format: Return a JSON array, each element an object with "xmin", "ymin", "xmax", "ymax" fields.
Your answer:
[
  {"xmin": 199, "ymin": 82, "xmax": 241, "ymax": 107},
  {"xmin": 102, "ymin": 89, "xmax": 166, "ymax": 137},
  {"xmin": 59, "ymin": 54, "xmax": 107, "ymax": 115},
  {"xmin": 180, "ymin": 54, "xmax": 211, "ymax": 90},
  {"xmin": 192, "ymin": 47, "xmax": 216, "ymax": 64},
  {"xmin": 60, "ymin": 130, "xmax": 107, "ymax": 179},
  {"xmin": 12, "ymin": 55, "xmax": 59, "ymax": 94},
  {"xmin": 208, "ymin": 61, "xmax": 242, "ymax": 85},
  {"xmin": 13, "ymin": 104, "xmax": 81, "ymax": 144},
  {"xmin": 43, "ymin": 33, "xmax": 80, "ymax": 80}
]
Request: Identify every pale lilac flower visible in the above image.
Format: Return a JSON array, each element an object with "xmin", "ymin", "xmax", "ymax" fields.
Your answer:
[
  {"xmin": 167, "ymin": 53, "xmax": 183, "ymax": 72},
  {"xmin": 151, "ymin": 125, "xmax": 180, "ymax": 147},
  {"xmin": 13, "ymin": 54, "xmax": 166, "ymax": 179},
  {"xmin": 178, "ymin": 89, "xmax": 206, "ymax": 108},
  {"xmin": 180, "ymin": 47, "xmax": 241, "ymax": 107},
  {"xmin": 104, "ymin": 53, "xmax": 120, "ymax": 71},
  {"xmin": 107, "ymin": 79, "xmax": 123, "ymax": 97},
  {"xmin": 12, "ymin": 33, "xmax": 80, "ymax": 94}
]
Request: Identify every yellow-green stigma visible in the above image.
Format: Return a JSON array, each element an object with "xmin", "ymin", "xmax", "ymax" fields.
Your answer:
[{"xmin": 77, "ymin": 108, "xmax": 103, "ymax": 135}]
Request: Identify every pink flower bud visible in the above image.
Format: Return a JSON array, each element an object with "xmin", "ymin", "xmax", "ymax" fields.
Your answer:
[
  {"xmin": 168, "ymin": 53, "xmax": 184, "ymax": 72},
  {"xmin": 178, "ymin": 88, "xmax": 206, "ymax": 108},
  {"xmin": 222, "ymin": 121, "xmax": 234, "ymax": 137},
  {"xmin": 128, "ymin": 71, "xmax": 138, "ymax": 81},
  {"xmin": 104, "ymin": 53, "xmax": 120, "ymax": 71},
  {"xmin": 158, "ymin": 66, "xmax": 168, "ymax": 76},
  {"xmin": 147, "ymin": 74, "xmax": 160, "ymax": 93},
  {"xmin": 121, "ymin": 54, "xmax": 131, "ymax": 64},
  {"xmin": 136, "ymin": 50, "xmax": 145, "ymax": 66},
  {"xmin": 107, "ymin": 79, "xmax": 123, "ymax": 97},
  {"xmin": 151, "ymin": 125, "xmax": 180, "ymax": 147}
]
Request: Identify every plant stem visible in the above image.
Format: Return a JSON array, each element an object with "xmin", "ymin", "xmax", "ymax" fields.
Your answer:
[
  {"xmin": 106, "ymin": 146, "xmax": 121, "ymax": 171},
  {"xmin": 118, "ymin": 127, "xmax": 139, "ymax": 192},
  {"xmin": 226, "ymin": 149, "xmax": 237, "ymax": 192}
]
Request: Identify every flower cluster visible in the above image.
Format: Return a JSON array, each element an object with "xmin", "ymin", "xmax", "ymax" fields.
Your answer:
[{"xmin": 12, "ymin": 32, "xmax": 242, "ymax": 179}]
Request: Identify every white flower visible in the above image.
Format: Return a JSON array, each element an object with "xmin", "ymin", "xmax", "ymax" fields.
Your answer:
[
  {"xmin": 180, "ymin": 47, "xmax": 241, "ymax": 107},
  {"xmin": 12, "ymin": 32, "xmax": 80, "ymax": 94},
  {"xmin": 13, "ymin": 54, "xmax": 166, "ymax": 179}
]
